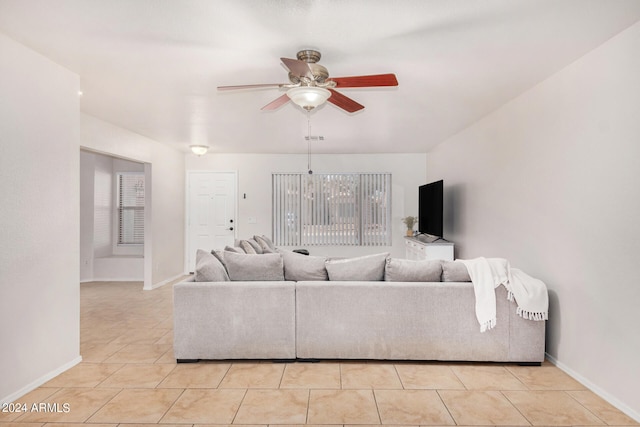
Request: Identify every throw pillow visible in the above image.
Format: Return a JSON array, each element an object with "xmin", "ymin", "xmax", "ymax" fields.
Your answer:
[
  {"xmin": 224, "ymin": 245, "xmax": 245, "ymax": 254},
  {"xmin": 384, "ymin": 258, "xmax": 442, "ymax": 282},
  {"xmin": 325, "ymin": 252, "xmax": 390, "ymax": 281},
  {"xmin": 224, "ymin": 251, "xmax": 285, "ymax": 281},
  {"xmin": 262, "ymin": 246, "xmax": 276, "ymax": 254},
  {"xmin": 194, "ymin": 249, "xmax": 230, "ymax": 282},
  {"xmin": 441, "ymin": 260, "xmax": 472, "ymax": 282},
  {"xmin": 212, "ymin": 249, "xmax": 227, "ymax": 267},
  {"xmin": 239, "ymin": 240, "xmax": 257, "ymax": 254},
  {"xmin": 247, "ymin": 238, "xmax": 263, "ymax": 254},
  {"xmin": 281, "ymin": 249, "xmax": 328, "ymax": 281},
  {"xmin": 254, "ymin": 235, "xmax": 277, "ymax": 253}
]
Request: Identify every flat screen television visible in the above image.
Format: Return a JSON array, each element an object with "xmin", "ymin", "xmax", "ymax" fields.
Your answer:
[{"xmin": 418, "ymin": 180, "xmax": 443, "ymax": 239}]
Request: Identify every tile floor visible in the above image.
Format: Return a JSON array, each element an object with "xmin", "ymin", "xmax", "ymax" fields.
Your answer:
[{"xmin": 1, "ymin": 280, "xmax": 638, "ymax": 426}]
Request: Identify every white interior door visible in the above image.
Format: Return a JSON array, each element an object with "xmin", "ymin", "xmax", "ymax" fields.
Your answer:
[{"xmin": 187, "ymin": 171, "xmax": 236, "ymax": 272}]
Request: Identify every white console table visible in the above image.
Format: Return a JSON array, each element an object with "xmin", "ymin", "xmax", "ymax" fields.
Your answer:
[{"xmin": 404, "ymin": 236, "xmax": 454, "ymax": 261}]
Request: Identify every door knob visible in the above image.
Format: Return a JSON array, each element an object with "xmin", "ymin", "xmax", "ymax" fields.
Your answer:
[{"xmin": 228, "ymin": 227, "xmax": 234, "ymax": 231}]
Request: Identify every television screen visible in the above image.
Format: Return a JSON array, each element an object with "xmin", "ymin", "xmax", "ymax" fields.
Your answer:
[{"xmin": 418, "ymin": 180, "xmax": 443, "ymax": 238}]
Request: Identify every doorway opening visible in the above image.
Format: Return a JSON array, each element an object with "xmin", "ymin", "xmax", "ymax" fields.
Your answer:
[{"xmin": 80, "ymin": 149, "xmax": 151, "ymax": 287}]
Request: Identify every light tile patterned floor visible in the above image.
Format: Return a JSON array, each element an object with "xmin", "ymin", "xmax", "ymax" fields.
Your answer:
[{"xmin": 1, "ymin": 280, "xmax": 638, "ymax": 426}]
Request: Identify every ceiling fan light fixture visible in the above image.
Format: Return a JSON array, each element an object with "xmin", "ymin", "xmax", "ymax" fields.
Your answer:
[
  {"xmin": 190, "ymin": 145, "xmax": 209, "ymax": 156},
  {"xmin": 287, "ymin": 86, "xmax": 331, "ymax": 111}
]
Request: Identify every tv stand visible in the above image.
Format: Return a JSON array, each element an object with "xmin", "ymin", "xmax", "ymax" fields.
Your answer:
[
  {"xmin": 405, "ymin": 235, "xmax": 454, "ymax": 261},
  {"xmin": 415, "ymin": 233, "xmax": 443, "ymax": 243}
]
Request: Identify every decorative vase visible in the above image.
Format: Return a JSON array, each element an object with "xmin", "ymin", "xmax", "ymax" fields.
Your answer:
[{"xmin": 406, "ymin": 229, "xmax": 414, "ymax": 237}]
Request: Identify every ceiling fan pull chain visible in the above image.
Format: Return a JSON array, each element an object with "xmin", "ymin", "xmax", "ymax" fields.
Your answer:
[{"xmin": 307, "ymin": 112, "xmax": 313, "ymax": 174}]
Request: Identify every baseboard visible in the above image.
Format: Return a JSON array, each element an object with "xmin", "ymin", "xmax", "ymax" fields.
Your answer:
[
  {"xmin": 145, "ymin": 273, "xmax": 188, "ymax": 291},
  {"xmin": 1, "ymin": 356, "xmax": 82, "ymax": 404},
  {"xmin": 81, "ymin": 273, "xmax": 186, "ymax": 289},
  {"xmin": 90, "ymin": 277, "xmax": 144, "ymax": 282},
  {"xmin": 545, "ymin": 352, "xmax": 640, "ymax": 422}
]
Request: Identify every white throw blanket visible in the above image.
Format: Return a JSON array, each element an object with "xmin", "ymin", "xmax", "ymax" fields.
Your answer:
[{"xmin": 459, "ymin": 258, "xmax": 548, "ymax": 332}]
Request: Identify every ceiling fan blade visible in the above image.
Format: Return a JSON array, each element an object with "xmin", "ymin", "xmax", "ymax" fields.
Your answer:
[
  {"xmin": 327, "ymin": 89, "xmax": 364, "ymax": 113},
  {"xmin": 280, "ymin": 57, "xmax": 314, "ymax": 79},
  {"xmin": 329, "ymin": 73, "xmax": 398, "ymax": 88},
  {"xmin": 261, "ymin": 94, "xmax": 290, "ymax": 111},
  {"xmin": 217, "ymin": 83, "xmax": 284, "ymax": 91}
]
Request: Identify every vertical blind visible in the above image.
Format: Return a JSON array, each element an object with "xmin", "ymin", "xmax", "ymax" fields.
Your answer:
[
  {"xmin": 117, "ymin": 173, "xmax": 145, "ymax": 245},
  {"xmin": 273, "ymin": 173, "xmax": 391, "ymax": 246}
]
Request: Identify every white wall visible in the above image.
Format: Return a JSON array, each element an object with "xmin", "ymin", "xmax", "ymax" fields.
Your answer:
[
  {"xmin": 185, "ymin": 153, "xmax": 426, "ymax": 259},
  {"xmin": 148, "ymin": 145, "xmax": 185, "ymax": 285},
  {"xmin": 426, "ymin": 22, "xmax": 640, "ymax": 420},
  {"xmin": 0, "ymin": 34, "xmax": 81, "ymax": 402},
  {"xmin": 79, "ymin": 150, "xmax": 95, "ymax": 281},
  {"xmin": 81, "ymin": 114, "xmax": 185, "ymax": 288},
  {"xmin": 93, "ymin": 152, "xmax": 113, "ymax": 258}
]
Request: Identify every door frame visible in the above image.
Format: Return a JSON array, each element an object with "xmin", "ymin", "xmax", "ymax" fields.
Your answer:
[{"xmin": 184, "ymin": 170, "xmax": 238, "ymax": 273}]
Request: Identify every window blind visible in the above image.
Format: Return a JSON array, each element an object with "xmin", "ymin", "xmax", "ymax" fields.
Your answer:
[
  {"xmin": 273, "ymin": 173, "xmax": 391, "ymax": 246},
  {"xmin": 117, "ymin": 173, "xmax": 145, "ymax": 245}
]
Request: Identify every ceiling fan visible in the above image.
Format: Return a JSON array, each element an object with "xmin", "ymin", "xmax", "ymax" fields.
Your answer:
[{"xmin": 217, "ymin": 49, "xmax": 398, "ymax": 113}]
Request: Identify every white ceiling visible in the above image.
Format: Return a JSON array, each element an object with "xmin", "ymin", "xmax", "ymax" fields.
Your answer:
[{"xmin": 1, "ymin": 0, "xmax": 639, "ymax": 154}]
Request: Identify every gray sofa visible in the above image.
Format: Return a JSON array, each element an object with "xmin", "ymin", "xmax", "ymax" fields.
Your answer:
[
  {"xmin": 295, "ymin": 281, "xmax": 544, "ymax": 361},
  {"xmin": 173, "ymin": 246, "xmax": 546, "ymax": 363},
  {"xmin": 174, "ymin": 279, "xmax": 545, "ymax": 363}
]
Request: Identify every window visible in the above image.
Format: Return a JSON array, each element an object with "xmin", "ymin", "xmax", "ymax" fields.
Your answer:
[
  {"xmin": 272, "ymin": 173, "xmax": 391, "ymax": 246},
  {"xmin": 117, "ymin": 172, "xmax": 145, "ymax": 245}
]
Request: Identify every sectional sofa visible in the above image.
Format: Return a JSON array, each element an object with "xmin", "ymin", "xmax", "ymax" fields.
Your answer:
[{"xmin": 173, "ymin": 241, "xmax": 546, "ymax": 364}]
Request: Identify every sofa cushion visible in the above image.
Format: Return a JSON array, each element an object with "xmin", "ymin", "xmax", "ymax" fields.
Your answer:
[
  {"xmin": 281, "ymin": 250, "xmax": 328, "ymax": 281},
  {"xmin": 442, "ymin": 260, "xmax": 472, "ymax": 282},
  {"xmin": 384, "ymin": 258, "xmax": 442, "ymax": 282},
  {"xmin": 224, "ymin": 251, "xmax": 285, "ymax": 281},
  {"xmin": 325, "ymin": 252, "xmax": 389, "ymax": 281},
  {"xmin": 194, "ymin": 249, "xmax": 230, "ymax": 282}
]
